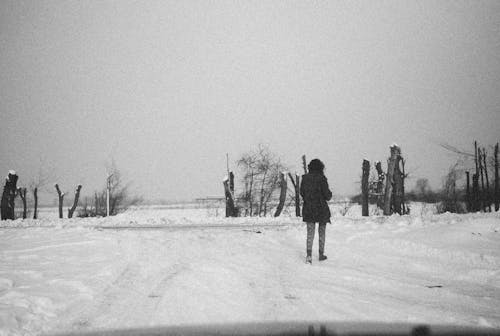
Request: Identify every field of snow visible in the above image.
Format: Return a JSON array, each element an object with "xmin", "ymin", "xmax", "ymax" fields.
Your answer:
[{"xmin": 1, "ymin": 204, "xmax": 499, "ymax": 335}]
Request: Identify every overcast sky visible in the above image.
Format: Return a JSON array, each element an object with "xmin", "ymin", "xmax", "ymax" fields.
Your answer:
[{"xmin": 1, "ymin": 1, "xmax": 499, "ymax": 202}]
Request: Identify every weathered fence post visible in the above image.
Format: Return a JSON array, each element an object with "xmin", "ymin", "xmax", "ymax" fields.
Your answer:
[
  {"xmin": 223, "ymin": 176, "xmax": 236, "ymax": 217},
  {"xmin": 274, "ymin": 172, "xmax": 287, "ymax": 217},
  {"xmin": 465, "ymin": 171, "xmax": 471, "ymax": 212},
  {"xmin": 68, "ymin": 185, "xmax": 82, "ymax": 218},
  {"xmin": 375, "ymin": 161, "xmax": 385, "ymax": 209},
  {"xmin": 393, "ymin": 153, "xmax": 404, "ymax": 215},
  {"xmin": 383, "ymin": 145, "xmax": 400, "ymax": 215},
  {"xmin": 495, "ymin": 143, "xmax": 499, "ymax": 211},
  {"xmin": 302, "ymin": 155, "xmax": 308, "ymax": 174},
  {"xmin": 55, "ymin": 184, "xmax": 65, "ymax": 219},
  {"xmin": 18, "ymin": 187, "xmax": 27, "ymax": 219},
  {"xmin": 483, "ymin": 148, "xmax": 491, "ymax": 212},
  {"xmin": 478, "ymin": 148, "xmax": 486, "ymax": 211},
  {"xmin": 362, "ymin": 160, "xmax": 370, "ymax": 216},
  {"xmin": 288, "ymin": 173, "xmax": 301, "ymax": 217},
  {"xmin": 33, "ymin": 187, "xmax": 38, "ymax": 219},
  {"xmin": 1, "ymin": 171, "xmax": 18, "ymax": 220}
]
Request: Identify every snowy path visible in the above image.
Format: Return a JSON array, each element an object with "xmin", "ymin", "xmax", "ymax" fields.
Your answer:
[{"xmin": 1, "ymin": 212, "xmax": 499, "ymax": 335}]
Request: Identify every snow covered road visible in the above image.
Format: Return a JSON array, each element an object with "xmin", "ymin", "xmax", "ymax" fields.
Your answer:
[{"xmin": 1, "ymin": 211, "xmax": 499, "ymax": 335}]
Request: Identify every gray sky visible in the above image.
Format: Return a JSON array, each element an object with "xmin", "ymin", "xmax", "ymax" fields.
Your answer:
[{"xmin": 1, "ymin": 1, "xmax": 499, "ymax": 201}]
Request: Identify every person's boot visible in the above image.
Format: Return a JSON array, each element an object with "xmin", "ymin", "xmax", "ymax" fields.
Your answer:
[
  {"xmin": 319, "ymin": 251, "xmax": 327, "ymax": 261},
  {"xmin": 306, "ymin": 250, "xmax": 312, "ymax": 264}
]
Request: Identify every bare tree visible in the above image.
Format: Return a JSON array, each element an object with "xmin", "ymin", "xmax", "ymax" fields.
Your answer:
[
  {"xmin": 17, "ymin": 187, "xmax": 27, "ymax": 219},
  {"xmin": 67, "ymin": 185, "xmax": 82, "ymax": 218},
  {"xmin": 29, "ymin": 164, "xmax": 53, "ymax": 219},
  {"xmin": 237, "ymin": 145, "xmax": 287, "ymax": 216},
  {"xmin": 78, "ymin": 163, "xmax": 141, "ymax": 217}
]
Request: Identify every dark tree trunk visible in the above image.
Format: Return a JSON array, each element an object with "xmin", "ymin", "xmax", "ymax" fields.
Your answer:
[
  {"xmin": 482, "ymin": 148, "xmax": 491, "ymax": 212},
  {"xmin": 33, "ymin": 187, "xmax": 38, "ymax": 219},
  {"xmin": 55, "ymin": 184, "xmax": 65, "ymax": 219},
  {"xmin": 274, "ymin": 172, "xmax": 287, "ymax": 217},
  {"xmin": 465, "ymin": 172, "xmax": 471, "ymax": 212},
  {"xmin": 288, "ymin": 173, "xmax": 301, "ymax": 217},
  {"xmin": 478, "ymin": 148, "xmax": 486, "ymax": 211},
  {"xmin": 362, "ymin": 160, "xmax": 370, "ymax": 216},
  {"xmin": 401, "ymin": 159, "xmax": 407, "ymax": 215},
  {"xmin": 68, "ymin": 185, "xmax": 82, "ymax": 218},
  {"xmin": 18, "ymin": 188, "xmax": 27, "ymax": 219},
  {"xmin": 495, "ymin": 143, "xmax": 499, "ymax": 211},
  {"xmin": 223, "ymin": 179, "xmax": 237, "ymax": 217},
  {"xmin": 1, "ymin": 172, "xmax": 18, "ymax": 220},
  {"xmin": 375, "ymin": 161, "xmax": 385, "ymax": 209},
  {"xmin": 392, "ymin": 155, "xmax": 404, "ymax": 215},
  {"xmin": 383, "ymin": 145, "xmax": 400, "ymax": 215}
]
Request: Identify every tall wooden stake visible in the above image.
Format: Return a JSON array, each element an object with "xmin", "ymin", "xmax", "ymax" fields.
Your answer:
[
  {"xmin": 361, "ymin": 160, "xmax": 370, "ymax": 217},
  {"xmin": 383, "ymin": 145, "xmax": 400, "ymax": 215},
  {"xmin": 288, "ymin": 173, "xmax": 301, "ymax": 217},
  {"xmin": 302, "ymin": 155, "xmax": 308, "ymax": 174},
  {"xmin": 55, "ymin": 184, "xmax": 64, "ymax": 219},
  {"xmin": 478, "ymin": 148, "xmax": 486, "ymax": 211},
  {"xmin": 495, "ymin": 143, "xmax": 499, "ymax": 211},
  {"xmin": 465, "ymin": 171, "xmax": 471, "ymax": 212},
  {"xmin": 33, "ymin": 187, "xmax": 38, "ymax": 219},
  {"xmin": 483, "ymin": 148, "xmax": 491, "ymax": 212},
  {"xmin": 375, "ymin": 161, "xmax": 385, "ymax": 209}
]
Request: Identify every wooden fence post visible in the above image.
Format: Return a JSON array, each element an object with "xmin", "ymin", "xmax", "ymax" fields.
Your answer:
[
  {"xmin": 302, "ymin": 155, "xmax": 308, "ymax": 174},
  {"xmin": 362, "ymin": 160, "xmax": 370, "ymax": 216},
  {"xmin": 375, "ymin": 161, "xmax": 385, "ymax": 209},
  {"xmin": 274, "ymin": 172, "xmax": 287, "ymax": 217},
  {"xmin": 495, "ymin": 143, "xmax": 499, "ymax": 211},
  {"xmin": 68, "ymin": 185, "xmax": 82, "ymax": 218},
  {"xmin": 288, "ymin": 173, "xmax": 301, "ymax": 217},
  {"xmin": 383, "ymin": 145, "xmax": 400, "ymax": 215},
  {"xmin": 478, "ymin": 148, "xmax": 486, "ymax": 211},
  {"xmin": 223, "ymin": 177, "xmax": 236, "ymax": 217},
  {"xmin": 465, "ymin": 171, "xmax": 471, "ymax": 212},
  {"xmin": 393, "ymin": 154, "xmax": 404, "ymax": 215},
  {"xmin": 55, "ymin": 184, "xmax": 64, "ymax": 219},
  {"xmin": 483, "ymin": 148, "xmax": 491, "ymax": 212},
  {"xmin": 33, "ymin": 187, "xmax": 38, "ymax": 219}
]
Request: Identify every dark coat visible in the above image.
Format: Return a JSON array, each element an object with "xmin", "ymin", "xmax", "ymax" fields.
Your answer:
[{"xmin": 300, "ymin": 172, "xmax": 332, "ymax": 223}]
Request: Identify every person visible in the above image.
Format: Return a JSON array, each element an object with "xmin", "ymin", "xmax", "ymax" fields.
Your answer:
[{"xmin": 300, "ymin": 159, "xmax": 332, "ymax": 264}]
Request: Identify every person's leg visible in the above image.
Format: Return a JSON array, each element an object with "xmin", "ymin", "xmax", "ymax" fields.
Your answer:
[
  {"xmin": 318, "ymin": 223, "xmax": 327, "ymax": 260},
  {"xmin": 306, "ymin": 222, "xmax": 315, "ymax": 262}
]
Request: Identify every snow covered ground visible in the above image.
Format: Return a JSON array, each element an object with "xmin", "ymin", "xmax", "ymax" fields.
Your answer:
[{"xmin": 1, "ymin": 204, "xmax": 499, "ymax": 335}]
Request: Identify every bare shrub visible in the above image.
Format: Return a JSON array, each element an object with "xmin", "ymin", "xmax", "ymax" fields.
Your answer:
[{"xmin": 237, "ymin": 144, "xmax": 288, "ymax": 216}]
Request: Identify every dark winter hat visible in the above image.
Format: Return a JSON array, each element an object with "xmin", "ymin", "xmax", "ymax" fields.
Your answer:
[{"xmin": 308, "ymin": 159, "xmax": 325, "ymax": 173}]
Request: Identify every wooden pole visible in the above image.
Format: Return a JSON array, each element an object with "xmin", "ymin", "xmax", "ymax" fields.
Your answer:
[
  {"xmin": 223, "ymin": 178, "xmax": 236, "ymax": 217},
  {"xmin": 495, "ymin": 143, "xmax": 499, "ymax": 211},
  {"xmin": 383, "ymin": 145, "xmax": 400, "ymax": 215},
  {"xmin": 274, "ymin": 172, "xmax": 287, "ymax": 217},
  {"xmin": 393, "ymin": 154, "xmax": 404, "ymax": 215},
  {"xmin": 68, "ymin": 185, "xmax": 82, "ymax": 218},
  {"xmin": 465, "ymin": 171, "xmax": 471, "ymax": 212},
  {"xmin": 362, "ymin": 160, "xmax": 370, "ymax": 216},
  {"xmin": 288, "ymin": 173, "xmax": 301, "ymax": 217},
  {"xmin": 375, "ymin": 161, "xmax": 385, "ymax": 209},
  {"xmin": 478, "ymin": 148, "xmax": 486, "ymax": 211},
  {"xmin": 33, "ymin": 187, "xmax": 38, "ymax": 219},
  {"xmin": 302, "ymin": 155, "xmax": 308, "ymax": 174},
  {"xmin": 483, "ymin": 148, "xmax": 491, "ymax": 212},
  {"xmin": 55, "ymin": 184, "xmax": 64, "ymax": 219}
]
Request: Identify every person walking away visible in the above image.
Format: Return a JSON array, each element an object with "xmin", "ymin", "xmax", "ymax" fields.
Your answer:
[{"xmin": 300, "ymin": 159, "xmax": 332, "ymax": 264}]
